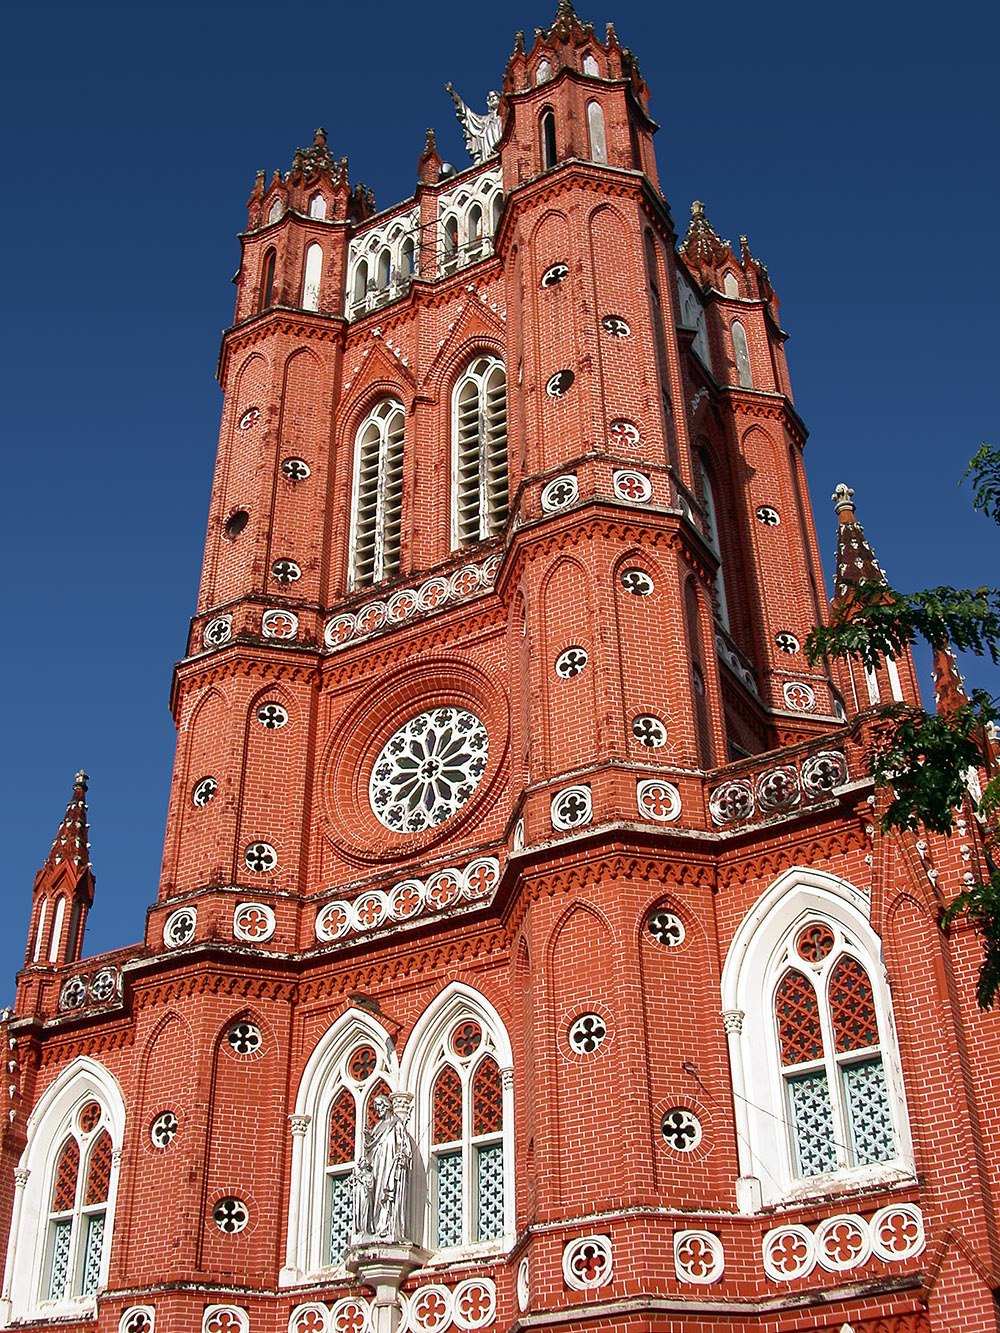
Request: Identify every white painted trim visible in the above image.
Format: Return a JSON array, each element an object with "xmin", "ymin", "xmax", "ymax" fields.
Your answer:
[
  {"xmin": 720, "ymin": 867, "xmax": 913, "ymax": 1207},
  {"xmin": 3, "ymin": 1057, "xmax": 125, "ymax": 1323}
]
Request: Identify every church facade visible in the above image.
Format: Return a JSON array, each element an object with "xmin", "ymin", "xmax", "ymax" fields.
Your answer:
[{"xmin": 3, "ymin": 5, "xmax": 999, "ymax": 1330}]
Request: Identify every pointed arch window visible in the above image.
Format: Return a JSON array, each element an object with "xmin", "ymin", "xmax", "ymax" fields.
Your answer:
[
  {"xmin": 540, "ymin": 110, "xmax": 557, "ymax": 170},
  {"xmin": 351, "ymin": 399, "xmax": 405, "ymax": 588},
  {"xmin": 453, "ymin": 357, "xmax": 508, "ymax": 546},
  {"xmin": 586, "ymin": 101, "xmax": 607, "ymax": 164},
  {"xmin": 698, "ymin": 455, "xmax": 730, "ymax": 631},
  {"xmin": 731, "ymin": 320, "xmax": 753, "ymax": 387},
  {"xmin": 721, "ymin": 874, "xmax": 912, "ymax": 1207},
  {"xmin": 259, "ymin": 248, "xmax": 276, "ymax": 312},
  {"xmin": 45, "ymin": 1114, "xmax": 112, "ymax": 1301},
  {"xmin": 301, "ymin": 243, "xmax": 322, "ymax": 312},
  {"xmin": 309, "ymin": 193, "xmax": 327, "ymax": 220}
]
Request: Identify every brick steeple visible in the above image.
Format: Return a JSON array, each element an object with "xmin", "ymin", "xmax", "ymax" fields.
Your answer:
[{"xmin": 25, "ymin": 771, "xmax": 94, "ymax": 968}]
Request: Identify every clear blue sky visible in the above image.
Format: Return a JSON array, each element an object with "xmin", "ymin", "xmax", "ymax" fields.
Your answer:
[{"xmin": 1, "ymin": 0, "xmax": 996, "ymax": 1003}]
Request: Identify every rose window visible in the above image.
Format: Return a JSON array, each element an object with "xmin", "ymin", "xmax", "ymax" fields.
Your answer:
[
  {"xmin": 661, "ymin": 1108, "xmax": 702, "ymax": 1151},
  {"xmin": 192, "ymin": 776, "xmax": 217, "ymax": 807},
  {"xmin": 255, "ymin": 701, "xmax": 288, "ymax": 729},
  {"xmin": 150, "ymin": 1111, "xmax": 178, "ymax": 1148},
  {"xmin": 227, "ymin": 1021, "xmax": 262, "ymax": 1056},
  {"xmin": 213, "ymin": 1197, "xmax": 248, "ymax": 1233},
  {"xmin": 755, "ymin": 504, "xmax": 780, "ymax": 526},
  {"xmin": 541, "ymin": 262, "xmax": 569, "ymax": 287},
  {"xmin": 281, "ymin": 457, "xmax": 310, "ymax": 480},
  {"xmin": 632, "ymin": 714, "xmax": 667, "ymax": 747},
  {"xmin": 545, "ymin": 369, "xmax": 575, "ymax": 397},
  {"xmin": 271, "ymin": 558, "xmax": 301, "ymax": 584},
  {"xmin": 555, "ymin": 646, "xmax": 588, "ymax": 678},
  {"xmin": 647, "ymin": 911, "xmax": 685, "ymax": 947},
  {"xmin": 369, "ymin": 707, "xmax": 488, "ymax": 833},
  {"xmin": 568, "ymin": 1013, "xmax": 607, "ymax": 1055},
  {"xmin": 601, "ymin": 315, "xmax": 631, "ymax": 337},
  {"xmin": 620, "ymin": 567, "xmax": 653, "ymax": 595}
]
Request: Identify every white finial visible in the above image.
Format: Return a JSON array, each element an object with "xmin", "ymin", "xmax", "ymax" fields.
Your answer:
[{"xmin": 832, "ymin": 483, "xmax": 855, "ymax": 514}]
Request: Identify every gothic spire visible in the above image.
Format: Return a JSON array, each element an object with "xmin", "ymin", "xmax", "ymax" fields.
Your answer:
[
  {"xmin": 931, "ymin": 643, "xmax": 969, "ymax": 718},
  {"xmin": 40, "ymin": 771, "xmax": 92, "ymax": 879},
  {"xmin": 830, "ymin": 484, "xmax": 888, "ymax": 609}
]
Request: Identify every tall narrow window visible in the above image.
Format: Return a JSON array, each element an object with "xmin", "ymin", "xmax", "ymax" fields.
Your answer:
[
  {"xmin": 301, "ymin": 243, "xmax": 322, "ymax": 312},
  {"xmin": 259, "ymin": 248, "xmax": 276, "ymax": 312},
  {"xmin": 48, "ymin": 897, "xmax": 66, "ymax": 964},
  {"xmin": 468, "ymin": 204, "xmax": 483, "ymax": 258},
  {"xmin": 353, "ymin": 260, "xmax": 368, "ymax": 311},
  {"xmin": 45, "ymin": 1106, "xmax": 112, "ymax": 1302},
  {"xmin": 401, "ymin": 237, "xmax": 415, "ymax": 275},
  {"xmin": 731, "ymin": 320, "xmax": 753, "ymax": 387},
  {"xmin": 442, "ymin": 216, "xmax": 459, "ymax": 273},
  {"xmin": 351, "ymin": 399, "xmax": 405, "ymax": 588},
  {"xmin": 777, "ymin": 945, "xmax": 895, "ymax": 1178},
  {"xmin": 376, "ymin": 248, "xmax": 391, "ymax": 291},
  {"xmin": 684, "ymin": 580, "xmax": 713, "ymax": 769},
  {"xmin": 430, "ymin": 1039, "xmax": 505, "ymax": 1247},
  {"xmin": 698, "ymin": 457, "xmax": 730, "ymax": 630},
  {"xmin": 540, "ymin": 111, "xmax": 557, "ymax": 170},
  {"xmin": 586, "ymin": 101, "xmax": 607, "ymax": 164},
  {"xmin": 453, "ymin": 357, "xmax": 508, "ymax": 546},
  {"xmin": 326, "ymin": 1090, "xmax": 355, "ymax": 1264}
]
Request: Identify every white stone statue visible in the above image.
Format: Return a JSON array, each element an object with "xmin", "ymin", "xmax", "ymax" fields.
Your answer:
[
  {"xmin": 351, "ymin": 1095, "xmax": 412, "ymax": 1244},
  {"xmin": 446, "ymin": 84, "xmax": 502, "ymax": 163}
]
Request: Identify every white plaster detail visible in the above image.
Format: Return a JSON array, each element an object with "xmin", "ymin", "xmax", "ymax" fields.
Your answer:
[
  {"xmin": 783, "ymin": 681, "xmax": 816, "ymax": 711},
  {"xmin": 262, "ymin": 608, "xmax": 299, "ymax": 640},
  {"xmin": 673, "ymin": 1229, "xmax": 723, "ymax": 1283},
  {"xmin": 550, "ymin": 784, "xmax": 592, "ymax": 831},
  {"xmin": 636, "ymin": 779, "xmax": 681, "ymax": 823},
  {"xmin": 762, "ymin": 1224, "xmax": 815, "ymax": 1281},
  {"xmin": 163, "ymin": 907, "xmax": 196, "ymax": 948},
  {"xmin": 314, "ymin": 857, "xmax": 501, "ymax": 944},
  {"xmin": 203, "ymin": 1308, "xmax": 249, "ymax": 1333},
  {"xmin": 869, "ymin": 1203, "xmax": 924, "ymax": 1260},
  {"xmin": 203, "ymin": 614, "xmax": 232, "ymax": 648},
  {"xmin": 612, "ymin": 469, "xmax": 651, "ymax": 502},
  {"xmin": 233, "ymin": 901, "xmax": 276, "ymax": 943},
  {"xmin": 562, "ymin": 1234, "xmax": 612, "ymax": 1290},
  {"xmin": 516, "ymin": 1256, "xmax": 529, "ymax": 1311},
  {"xmin": 347, "ymin": 207, "xmax": 420, "ymax": 319},
  {"xmin": 540, "ymin": 474, "xmax": 578, "ymax": 512}
]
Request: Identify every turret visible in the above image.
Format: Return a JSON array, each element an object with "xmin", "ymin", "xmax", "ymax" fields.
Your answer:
[
  {"xmin": 829, "ymin": 483, "xmax": 922, "ymax": 714},
  {"xmin": 24, "ymin": 772, "xmax": 94, "ymax": 969}
]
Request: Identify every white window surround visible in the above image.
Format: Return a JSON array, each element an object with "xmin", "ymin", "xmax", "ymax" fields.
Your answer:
[
  {"xmin": 698, "ymin": 458, "xmax": 730, "ymax": 633},
  {"xmin": 451, "ymin": 356, "xmax": 509, "ymax": 547},
  {"xmin": 0, "ymin": 1057, "xmax": 125, "ymax": 1326},
  {"xmin": 731, "ymin": 320, "xmax": 753, "ymax": 388},
  {"xmin": 675, "ymin": 268, "xmax": 712, "ymax": 371},
  {"xmin": 720, "ymin": 868, "xmax": 913, "ymax": 1212},
  {"xmin": 281, "ymin": 984, "xmax": 513, "ymax": 1286},
  {"xmin": 301, "ymin": 243, "xmax": 323, "ymax": 312},
  {"xmin": 399, "ymin": 982, "xmax": 514, "ymax": 1262},
  {"xmin": 281, "ymin": 1008, "xmax": 399, "ymax": 1285}
]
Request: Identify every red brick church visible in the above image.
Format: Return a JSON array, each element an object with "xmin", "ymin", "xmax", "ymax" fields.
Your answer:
[{"xmin": 3, "ymin": 4, "xmax": 998, "ymax": 1330}]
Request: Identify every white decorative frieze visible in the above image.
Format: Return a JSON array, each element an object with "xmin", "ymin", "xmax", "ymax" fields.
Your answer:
[
  {"xmin": 324, "ymin": 553, "xmax": 500, "ymax": 651},
  {"xmin": 762, "ymin": 1205, "xmax": 924, "ymax": 1283},
  {"xmin": 346, "ymin": 206, "xmax": 420, "ymax": 320},
  {"xmin": 437, "ymin": 164, "xmax": 503, "ymax": 277},
  {"xmin": 708, "ymin": 750, "xmax": 849, "ymax": 827},
  {"xmin": 315, "ymin": 855, "xmax": 501, "ymax": 943}
]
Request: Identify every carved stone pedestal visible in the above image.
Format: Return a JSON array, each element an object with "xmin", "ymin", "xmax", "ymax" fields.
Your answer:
[{"xmin": 346, "ymin": 1242, "xmax": 430, "ymax": 1333}]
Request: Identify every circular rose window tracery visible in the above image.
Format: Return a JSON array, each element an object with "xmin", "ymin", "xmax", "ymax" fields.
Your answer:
[{"xmin": 369, "ymin": 707, "xmax": 488, "ymax": 833}]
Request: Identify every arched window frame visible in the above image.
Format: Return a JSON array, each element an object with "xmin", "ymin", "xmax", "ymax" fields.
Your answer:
[
  {"xmin": 400, "ymin": 983, "xmax": 514, "ymax": 1257},
  {"xmin": 349, "ymin": 398, "xmax": 405, "ymax": 589},
  {"xmin": 586, "ymin": 100, "xmax": 607, "ymax": 164},
  {"xmin": 697, "ymin": 453, "xmax": 730, "ymax": 632},
  {"xmin": 282, "ymin": 1011, "xmax": 399, "ymax": 1284},
  {"xmin": 309, "ymin": 193, "xmax": 328, "ymax": 220},
  {"xmin": 540, "ymin": 109, "xmax": 557, "ymax": 170},
  {"xmin": 2, "ymin": 1058, "xmax": 125, "ymax": 1322},
  {"xmin": 721, "ymin": 868, "xmax": 913, "ymax": 1209},
  {"xmin": 301, "ymin": 243, "xmax": 323, "ymax": 312},
  {"xmin": 731, "ymin": 319, "xmax": 753, "ymax": 387},
  {"xmin": 451, "ymin": 356, "xmax": 509, "ymax": 547},
  {"xmin": 259, "ymin": 248, "xmax": 276, "ymax": 312}
]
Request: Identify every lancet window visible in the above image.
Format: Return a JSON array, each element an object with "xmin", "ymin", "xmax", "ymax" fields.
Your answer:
[
  {"xmin": 731, "ymin": 320, "xmax": 753, "ymax": 387},
  {"xmin": 698, "ymin": 456, "xmax": 730, "ymax": 631},
  {"xmin": 45, "ymin": 1105, "xmax": 112, "ymax": 1301},
  {"xmin": 453, "ymin": 357, "xmax": 508, "ymax": 546},
  {"xmin": 721, "ymin": 871, "xmax": 911, "ymax": 1206},
  {"xmin": 350, "ymin": 399, "xmax": 405, "ymax": 588}
]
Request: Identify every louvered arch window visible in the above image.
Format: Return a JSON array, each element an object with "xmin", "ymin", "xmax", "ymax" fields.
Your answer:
[
  {"xmin": 453, "ymin": 357, "xmax": 508, "ymax": 547},
  {"xmin": 775, "ymin": 938, "xmax": 895, "ymax": 1179},
  {"xmin": 351, "ymin": 398, "xmax": 405, "ymax": 588}
]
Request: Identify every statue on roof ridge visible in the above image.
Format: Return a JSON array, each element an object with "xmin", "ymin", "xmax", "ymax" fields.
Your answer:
[{"xmin": 446, "ymin": 83, "xmax": 502, "ymax": 164}]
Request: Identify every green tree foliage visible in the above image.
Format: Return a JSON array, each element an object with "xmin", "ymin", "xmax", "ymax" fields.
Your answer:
[{"xmin": 805, "ymin": 446, "xmax": 1000, "ymax": 1007}]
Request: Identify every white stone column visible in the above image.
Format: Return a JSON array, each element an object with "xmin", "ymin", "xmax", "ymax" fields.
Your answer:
[
  {"xmin": 280, "ymin": 1114, "xmax": 312, "ymax": 1286},
  {"xmin": 722, "ymin": 1009, "xmax": 761, "ymax": 1213},
  {"xmin": 0, "ymin": 1167, "xmax": 29, "ymax": 1324}
]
